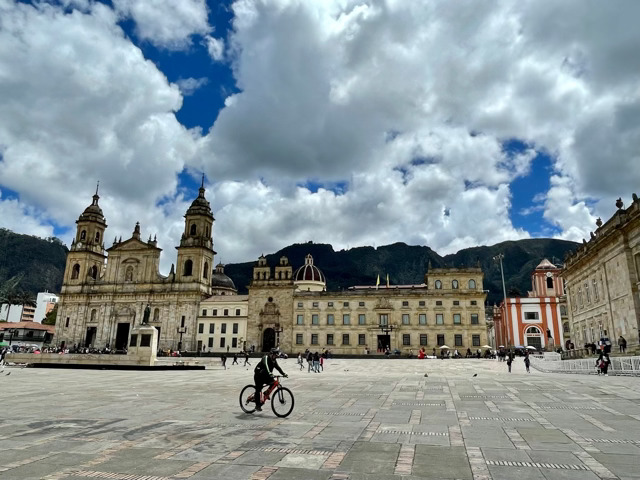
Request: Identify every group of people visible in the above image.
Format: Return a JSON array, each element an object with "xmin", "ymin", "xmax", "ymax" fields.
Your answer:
[{"xmin": 298, "ymin": 349, "xmax": 328, "ymax": 372}]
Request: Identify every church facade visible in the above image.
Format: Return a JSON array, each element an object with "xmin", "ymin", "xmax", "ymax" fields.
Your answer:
[
  {"xmin": 56, "ymin": 187, "xmax": 489, "ymax": 354},
  {"xmin": 55, "ymin": 183, "xmax": 217, "ymax": 351}
]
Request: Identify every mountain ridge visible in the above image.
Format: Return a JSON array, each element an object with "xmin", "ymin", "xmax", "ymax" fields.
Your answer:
[{"xmin": 0, "ymin": 228, "xmax": 578, "ymax": 305}]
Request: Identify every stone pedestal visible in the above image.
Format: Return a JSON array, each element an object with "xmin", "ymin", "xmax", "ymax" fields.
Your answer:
[{"xmin": 128, "ymin": 324, "xmax": 158, "ymax": 366}]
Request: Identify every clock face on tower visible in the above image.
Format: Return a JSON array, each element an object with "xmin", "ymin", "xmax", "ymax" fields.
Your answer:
[{"xmin": 546, "ymin": 272, "xmax": 553, "ymax": 278}]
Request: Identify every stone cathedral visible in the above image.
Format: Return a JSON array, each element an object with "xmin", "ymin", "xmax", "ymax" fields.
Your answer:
[{"xmin": 55, "ymin": 182, "xmax": 219, "ymax": 351}]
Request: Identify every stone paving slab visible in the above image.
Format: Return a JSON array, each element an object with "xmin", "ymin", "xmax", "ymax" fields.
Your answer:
[{"xmin": 1, "ymin": 358, "xmax": 640, "ymax": 479}]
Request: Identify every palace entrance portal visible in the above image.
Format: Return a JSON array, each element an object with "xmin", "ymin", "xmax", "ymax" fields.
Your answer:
[{"xmin": 262, "ymin": 328, "xmax": 276, "ymax": 352}]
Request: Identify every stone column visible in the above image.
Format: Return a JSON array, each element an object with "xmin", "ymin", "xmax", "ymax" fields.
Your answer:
[{"xmin": 128, "ymin": 324, "xmax": 158, "ymax": 366}]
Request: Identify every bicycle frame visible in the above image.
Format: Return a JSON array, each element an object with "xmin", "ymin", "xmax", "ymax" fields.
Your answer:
[{"xmin": 248, "ymin": 376, "xmax": 281, "ymax": 403}]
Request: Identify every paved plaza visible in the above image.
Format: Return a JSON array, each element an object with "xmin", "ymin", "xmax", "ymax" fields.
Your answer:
[{"xmin": 1, "ymin": 357, "xmax": 640, "ymax": 480}]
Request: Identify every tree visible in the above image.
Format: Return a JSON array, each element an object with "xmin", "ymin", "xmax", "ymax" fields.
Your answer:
[
  {"xmin": 43, "ymin": 303, "xmax": 58, "ymax": 325},
  {"xmin": 0, "ymin": 275, "xmax": 23, "ymax": 321}
]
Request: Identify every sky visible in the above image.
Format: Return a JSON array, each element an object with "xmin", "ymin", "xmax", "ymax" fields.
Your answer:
[{"xmin": 1, "ymin": 0, "xmax": 640, "ymax": 274}]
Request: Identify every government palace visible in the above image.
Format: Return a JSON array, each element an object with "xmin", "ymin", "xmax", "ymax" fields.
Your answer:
[{"xmin": 54, "ymin": 185, "xmax": 489, "ymax": 354}]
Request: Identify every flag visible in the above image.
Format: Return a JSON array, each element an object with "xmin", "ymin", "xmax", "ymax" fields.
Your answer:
[
  {"xmin": 376, "ymin": 274, "xmax": 380, "ymax": 289},
  {"xmin": 386, "ymin": 273, "xmax": 390, "ymax": 287}
]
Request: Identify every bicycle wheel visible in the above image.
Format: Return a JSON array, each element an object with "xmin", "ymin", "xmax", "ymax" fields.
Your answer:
[
  {"xmin": 271, "ymin": 386, "xmax": 294, "ymax": 417},
  {"xmin": 239, "ymin": 384, "xmax": 257, "ymax": 413}
]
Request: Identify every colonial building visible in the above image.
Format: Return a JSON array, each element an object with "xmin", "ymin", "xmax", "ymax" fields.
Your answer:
[
  {"xmin": 493, "ymin": 259, "xmax": 567, "ymax": 350},
  {"xmin": 55, "ymin": 182, "xmax": 216, "ymax": 351},
  {"xmin": 246, "ymin": 256, "xmax": 488, "ymax": 354},
  {"xmin": 562, "ymin": 194, "xmax": 640, "ymax": 352}
]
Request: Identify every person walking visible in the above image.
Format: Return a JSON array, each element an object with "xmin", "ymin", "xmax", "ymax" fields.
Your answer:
[
  {"xmin": 618, "ymin": 336, "xmax": 627, "ymax": 354},
  {"xmin": 313, "ymin": 351, "xmax": 320, "ymax": 373},
  {"xmin": 297, "ymin": 352, "xmax": 304, "ymax": 370},
  {"xmin": 507, "ymin": 351, "xmax": 514, "ymax": 373},
  {"xmin": 232, "ymin": 353, "xmax": 239, "ymax": 365},
  {"xmin": 524, "ymin": 352, "xmax": 530, "ymax": 373},
  {"xmin": 596, "ymin": 351, "xmax": 611, "ymax": 375},
  {"xmin": 307, "ymin": 351, "xmax": 313, "ymax": 373},
  {"xmin": 220, "ymin": 353, "xmax": 227, "ymax": 370},
  {"xmin": 244, "ymin": 351, "xmax": 251, "ymax": 366}
]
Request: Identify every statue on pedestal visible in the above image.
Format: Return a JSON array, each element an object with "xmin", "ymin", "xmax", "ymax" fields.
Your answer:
[{"xmin": 142, "ymin": 304, "xmax": 151, "ymax": 325}]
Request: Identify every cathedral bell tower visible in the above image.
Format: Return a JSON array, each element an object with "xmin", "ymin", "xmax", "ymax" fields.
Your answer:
[
  {"xmin": 175, "ymin": 176, "xmax": 215, "ymax": 291},
  {"xmin": 63, "ymin": 184, "xmax": 107, "ymax": 286}
]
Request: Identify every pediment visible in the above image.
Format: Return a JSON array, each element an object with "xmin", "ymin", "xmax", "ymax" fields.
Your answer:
[{"xmin": 107, "ymin": 237, "xmax": 161, "ymax": 252}]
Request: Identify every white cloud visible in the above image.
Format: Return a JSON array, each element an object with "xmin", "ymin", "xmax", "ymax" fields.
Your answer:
[
  {"xmin": 112, "ymin": 0, "xmax": 211, "ymax": 49},
  {"xmin": 3, "ymin": 0, "xmax": 640, "ymax": 271},
  {"xmin": 0, "ymin": 0, "xmax": 199, "ymax": 272},
  {"xmin": 205, "ymin": 35, "xmax": 225, "ymax": 61},
  {"xmin": 175, "ymin": 77, "xmax": 209, "ymax": 96},
  {"xmin": 0, "ymin": 189, "xmax": 54, "ymax": 239}
]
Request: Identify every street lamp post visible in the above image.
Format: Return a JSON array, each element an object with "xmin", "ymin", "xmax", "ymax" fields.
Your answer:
[
  {"xmin": 177, "ymin": 326, "xmax": 187, "ymax": 351},
  {"xmin": 8, "ymin": 328, "xmax": 17, "ymax": 346},
  {"xmin": 274, "ymin": 324, "xmax": 283, "ymax": 348},
  {"xmin": 493, "ymin": 253, "xmax": 509, "ymax": 346}
]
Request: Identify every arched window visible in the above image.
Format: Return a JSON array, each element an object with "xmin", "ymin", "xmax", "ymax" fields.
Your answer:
[
  {"xmin": 125, "ymin": 266, "xmax": 134, "ymax": 282},
  {"xmin": 526, "ymin": 326, "xmax": 540, "ymax": 334},
  {"xmin": 205, "ymin": 226, "xmax": 209, "ymax": 237},
  {"xmin": 80, "ymin": 230, "xmax": 86, "ymax": 240},
  {"xmin": 71, "ymin": 264, "xmax": 80, "ymax": 279},
  {"xmin": 203, "ymin": 261, "xmax": 209, "ymax": 279},
  {"xmin": 90, "ymin": 309, "xmax": 96, "ymax": 322},
  {"xmin": 153, "ymin": 308, "xmax": 159, "ymax": 322},
  {"xmin": 563, "ymin": 322, "xmax": 570, "ymax": 333},
  {"xmin": 560, "ymin": 305, "xmax": 567, "ymax": 316},
  {"xmin": 190, "ymin": 223, "xmax": 197, "ymax": 235},
  {"xmin": 452, "ymin": 280, "xmax": 459, "ymax": 289},
  {"xmin": 468, "ymin": 279, "xmax": 476, "ymax": 289},
  {"xmin": 95, "ymin": 231, "xmax": 101, "ymax": 243},
  {"xmin": 435, "ymin": 280, "xmax": 442, "ymax": 289},
  {"xmin": 184, "ymin": 259, "xmax": 193, "ymax": 276},
  {"xmin": 546, "ymin": 276, "xmax": 553, "ymax": 288},
  {"xmin": 89, "ymin": 265, "xmax": 98, "ymax": 279}
]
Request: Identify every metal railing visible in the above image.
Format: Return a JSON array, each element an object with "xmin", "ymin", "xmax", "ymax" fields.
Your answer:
[{"xmin": 530, "ymin": 355, "xmax": 640, "ymax": 376}]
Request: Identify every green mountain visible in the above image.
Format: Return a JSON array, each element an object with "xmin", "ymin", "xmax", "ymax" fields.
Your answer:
[
  {"xmin": 0, "ymin": 227, "xmax": 578, "ymax": 305},
  {"xmin": 224, "ymin": 238, "xmax": 578, "ymax": 305},
  {"xmin": 0, "ymin": 228, "xmax": 68, "ymax": 295}
]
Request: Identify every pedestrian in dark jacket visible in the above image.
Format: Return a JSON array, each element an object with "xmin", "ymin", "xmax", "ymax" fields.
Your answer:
[
  {"xmin": 596, "ymin": 351, "xmax": 611, "ymax": 375},
  {"xmin": 507, "ymin": 351, "xmax": 514, "ymax": 373}
]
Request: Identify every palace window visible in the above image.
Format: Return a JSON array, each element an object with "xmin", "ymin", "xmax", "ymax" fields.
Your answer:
[
  {"xmin": 198, "ymin": 323, "xmax": 204, "ymax": 334},
  {"xmin": 223, "ymin": 309, "xmax": 229, "ymax": 316},
  {"xmin": 342, "ymin": 334, "xmax": 350, "ymax": 345},
  {"xmin": 419, "ymin": 314, "xmax": 427, "ymax": 325},
  {"xmin": 593, "ymin": 278, "xmax": 599, "ymax": 302},
  {"xmin": 236, "ymin": 309, "xmax": 241, "ymax": 316},
  {"xmin": 359, "ymin": 334, "xmax": 366, "ymax": 345},
  {"xmin": 471, "ymin": 314, "xmax": 479, "ymax": 325},
  {"xmin": 221, "ymin": 323, "xmax": 226, "ymax": 333},
  {"xmin": 455, "ymin": 334, "xmax": 463, "ymax": 346},
  {"xmin": 420, "ymin": 334, "xmax": 427, "ymax": 346},
  {"xmin": 312, "ymin": 302, "xmax": 319, "ymax": 308},
  {"xmin": 468, "ymin": 279, "xmax": 476, "ymax": 289},
  {"xmin": 437, "ymin": 334, "xmax": 445, "ymax": 346},
  {"xmin": 403, "ymin": 334, "xmax": 411, "ymax": 346},
  {"xmin": 311, "ymin": 334, "xmax": 318, "ymax": 345},
  {"xmin": 436, "ymin": 314, "xmax": 444, "ymax": 325},
  {"xmin": 297, "ymin": 315, "xmax": 304, "ymax": 325},
  {"xmin": 232, "ymin": 338, "xmax": 237, "ymax": 348},
  {"xmin": 402, "ymin": 314, "xmax": 410, "ymax": 325},
  {"xmin": 328, "ymin": 302, "xmax": 334, "ymax": 307},
  {"xmin": 435, "ymin": 280, "xmax": 442, "ymax": 289},
  {"xmin": 402, "ymin": 301, "xmax": 409, "ymax": 307},
  {"xmin": 220, "ymin": 338, "xmax": 225, "ymax": 348},
  {"xmin": 419, "ymin": 301, "xmax": 425, "ymax": 307},
  {"xmin": 472, "ymin": 335, "xmax": 480, "ymax": 346},
  {"xmin": 436, "ymin": 300, "xmax": 442, "ymax": 306},
  {"xmin": 233, "ymin": 323, "xmax": 238, "ymax": 334},
  {"xmin": 585, "ymin": 283, "xmax": 591, "ymax": 303},
  {"xmin": 359, "ymin": 301, "xmax": 365, "ymax": 307},
  {"xmin": 524, "ymin": 312, "xmax": 539, "ymax": 320},
  {"xmin": 358, "ymin": 314, "xmax": 366, "ymax": 325},
  {"xmin": 208, "ymin": 337, "xmax": 214, "ymax": 348},
  {"xmin": 209, "ymin": 324, "xmax": 214, "ymax": 334},
  {"xmin": 453, "ymin": 300, "xmax": 459, "ymax": 306},
  {"xmin": 312, "ymin": 314, "xmax": 319, "ymax": 325},
  {"xmin": 327, "ymin": 334, "xmax": 334, "ymax": 345},
  {"xmin": 327, "ymin": 314, "xmax": 334, "ymax": 325},
  {"xmin": 453, "ymin": 314, "xmax": 461, "ymax": 324},
  {"xmin": 452, "ymin": 280, "xmax": 459, "ymax": 289},
  {"xmin": 343, "ymin": 314, "xmax": 350, "ymax": 325},
  {"xmin": 202, "ymin": 309, "xmax": 207, "ymax": 316},
  {"xmin": 296, "ymin": 334, "xmax": 303, "ymax": 344},
  {"xmin": 379, "ymin": 314, "xmax": 388, "ymax": 326}
]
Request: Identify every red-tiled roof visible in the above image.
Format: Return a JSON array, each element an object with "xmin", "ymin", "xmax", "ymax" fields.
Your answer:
[{"xmin": 0, "ymin": 321, "xmax": 55, "ymax": 333}]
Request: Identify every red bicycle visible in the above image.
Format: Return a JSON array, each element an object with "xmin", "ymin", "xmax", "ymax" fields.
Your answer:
[{"xmin": 239, "ymin": 376, "xmax": 295, "ymax": 417}]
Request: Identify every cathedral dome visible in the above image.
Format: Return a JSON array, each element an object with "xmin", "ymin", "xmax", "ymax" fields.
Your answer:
[
  {"xmin": 294, "ymin": 254, "xmax": 326, "ymax": 291},
  {"xmin": 211, "ymin": 263, "xmax": 236, "ymax": 293}
]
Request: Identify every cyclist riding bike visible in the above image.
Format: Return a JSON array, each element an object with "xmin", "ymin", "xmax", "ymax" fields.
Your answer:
[{"xmin": 254, "ymin": 348, "xmax": 288, "ymax": 411}]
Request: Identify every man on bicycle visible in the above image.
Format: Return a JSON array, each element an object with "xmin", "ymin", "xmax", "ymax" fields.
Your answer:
[{"xmin": 254, "ymin": 347, "xmax": 288, "ymax": 411}]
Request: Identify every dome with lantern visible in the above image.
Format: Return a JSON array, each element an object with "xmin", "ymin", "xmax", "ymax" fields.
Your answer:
[
  {"xmin": 293, "ymin": 254, "xmax": 326, "ymax": 292},
  {"xmin": 211, "ymin": 263, "xmax": 237, "ymax": 295}
]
